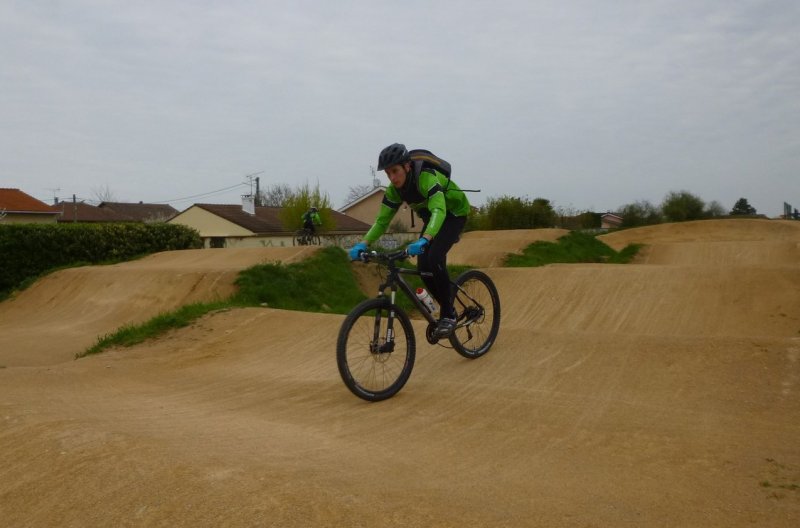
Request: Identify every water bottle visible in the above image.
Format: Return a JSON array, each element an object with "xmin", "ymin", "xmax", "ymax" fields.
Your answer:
[{"xmin": 415, "ymin": 288, "xmax": 437, "ymax": 314}]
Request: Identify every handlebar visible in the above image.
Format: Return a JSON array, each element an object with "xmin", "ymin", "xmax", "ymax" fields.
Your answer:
[{"xmin": 357, "ymin": 249, "xmax": 409, "ymax": 264}]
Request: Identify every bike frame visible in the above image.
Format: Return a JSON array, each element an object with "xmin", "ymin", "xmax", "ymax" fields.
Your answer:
[
  {"xmin": 361, "ymin": 249, "xmax": 487, "ymax": 350},
  {"xmin": 377, "ymin": 259, "xmax": 438, "ymax": 324}
]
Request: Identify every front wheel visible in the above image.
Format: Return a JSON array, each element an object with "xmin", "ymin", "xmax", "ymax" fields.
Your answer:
[
  {"xmin": 337, "ymin": 298, "xmax": 416, "ymax": 401},
  {"xmin": 292, "ymin": 229, "xmax": 305, "ymax": 246},
  {"xmin": 449, "ymin": 270, "xmax": 501, "ymax": 359}
]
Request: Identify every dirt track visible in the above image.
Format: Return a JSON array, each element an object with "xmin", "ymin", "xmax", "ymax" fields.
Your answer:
[{"xmin": 1, "ymin": 220, "xmax": 799, "ymax": 526}]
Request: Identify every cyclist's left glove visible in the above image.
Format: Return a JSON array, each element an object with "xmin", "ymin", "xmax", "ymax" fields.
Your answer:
[{"xmin": 407, "ymin": 237, "xmax": 429, "ymax": 256}]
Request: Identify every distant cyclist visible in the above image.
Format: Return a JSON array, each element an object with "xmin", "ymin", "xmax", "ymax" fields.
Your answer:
[
  {"xmin": 302, "ymin": 206, "xmax": 322, "ymax": 235},
  {"xmin": 348, "ymin": 143, "xmax": 470, "ymax": 338}
]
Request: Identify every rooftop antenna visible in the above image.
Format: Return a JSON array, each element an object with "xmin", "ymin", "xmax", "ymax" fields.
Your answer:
[
  {"xmin": 243, "ymin": 170, "xmax": 266, "ymax": 206},
  {"xmin": 243, "ymin": 171, "xmax": 265, "ymax": 194},
  {"xmin": 370, "ymin": 166, "xmax": 380, "ymax": 188},
  {"xmin": 45, "ymin": 187, "xmax": 61, "ymax": 204}
]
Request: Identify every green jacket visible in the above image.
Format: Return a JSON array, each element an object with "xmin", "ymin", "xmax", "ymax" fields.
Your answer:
[
  {"xmin": 302, "ymin": 211, "xmax": 321, "ymax": 225},
  {"xmin": 365, "ymin": 169, "xmax": 470, "ymax": 243}
]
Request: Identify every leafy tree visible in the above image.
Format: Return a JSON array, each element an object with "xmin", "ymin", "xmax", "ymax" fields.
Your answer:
[
  {"xmin": 618, "ymin": 200, "xmax": 661, "ymax": 228},
  {"xmin": 661, "ymin": 190, "xmax": 706, "ymax": 222},
  {"xmin": 705, "ymin": 200, "xmax": 727, "ymax": 218},
  {"xmin": 483, "ymin": 195, "xmax": 555, "ymax": 229},
  {"xmin": 464, "ymin": 205, "xmax": 489, "ymax": 231},
  {"xmin": 730, "ymin": 197, "xmax": 756, "ymax": 216},
  {"xmin": 278, "ymin": 183, "xmax": 333, "ymax": 230}
]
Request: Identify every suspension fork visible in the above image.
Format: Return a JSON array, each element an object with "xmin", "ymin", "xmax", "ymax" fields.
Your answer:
[{"xmin": 373, "ymin": 286, "xmax": 399, "ymax": 353}]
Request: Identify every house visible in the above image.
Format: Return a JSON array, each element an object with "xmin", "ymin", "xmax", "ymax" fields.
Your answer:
[
  {"xmin": 338, "ymin": 185, "xmax": 419, "ymax": 232},
  {"xmin": 169, "ymin": 201, "xmax": 372, "ymax": 248},
  {"xmin": 53, "ymin": 200, "xmax": 133, "ymax": 223},
  {"xmin": 600, "ymin": 213, "xmax": 624, "ymax": 229},
  {"xmin": 98, "ymin": 202, "xmax": 177, "ymax": 222},
  {"xmin": 0, "ymin": 188, "xmax": 60, "ymax": 224},
  {"xmin": 49, "ymin": 199, "xmax": 177, "ymax": 223}
]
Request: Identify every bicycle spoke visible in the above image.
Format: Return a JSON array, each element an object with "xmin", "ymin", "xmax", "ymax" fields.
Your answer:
[
  {"xmin": 337, "ymin": 300, "xmax": 415, "ymax": 400},
  {"xmin": 449, "ymin": 270, "xmax": 500, "ymax": 359}
]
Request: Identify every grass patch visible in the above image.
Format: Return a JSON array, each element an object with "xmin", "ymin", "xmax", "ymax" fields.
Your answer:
[
  {"xmin": 80, "ymin": 301, "xmax": 230, "ymax": 358},
  {"xmin": 504, "ymin": 231, "xmax": 641, "ymax": 267},
  {"xmin": 232, "ymin": 246, "xmax": 367, "ymax": 313},
  {"xmin": 78, "ymin": 247, "xmax": 367, "ymax": 358}
]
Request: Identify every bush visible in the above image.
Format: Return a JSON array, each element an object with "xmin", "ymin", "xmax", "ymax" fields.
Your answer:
[
  {"xmin": 0, "ymin": 223, "xmax": 202, "ymax": 298},
  {"xmin": 480, "ymin": 195, "xmax": 556, "ymax": 230}
]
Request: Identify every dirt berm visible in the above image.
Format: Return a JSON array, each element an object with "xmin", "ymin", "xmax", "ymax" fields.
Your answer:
[{"xmin": 1, "ymin": 219, "xmax": 798, "ymax": 527}]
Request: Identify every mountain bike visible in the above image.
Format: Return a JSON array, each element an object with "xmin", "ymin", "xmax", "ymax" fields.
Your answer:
[
  {"xmin": 293, "ymin": 228, "xmax": 321, "ymax": 246},
  {"xmin": 337, "ymin": 249, "xmax": 501, "ymax": 402}
]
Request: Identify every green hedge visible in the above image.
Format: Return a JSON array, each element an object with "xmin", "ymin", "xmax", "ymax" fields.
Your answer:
[{"xmin": 0, "ymin": 223, "xmax": 202, "ymax": 297}]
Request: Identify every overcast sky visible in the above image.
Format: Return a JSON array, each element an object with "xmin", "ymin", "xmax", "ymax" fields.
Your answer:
[{"xmin": 2, "ymin": 0, "xmax": 798, "ymax": 216}]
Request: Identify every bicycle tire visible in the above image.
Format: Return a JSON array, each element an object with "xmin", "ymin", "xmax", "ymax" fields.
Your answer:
[
  {"xmin": 311, "ymin": 234, "xmax": 321, "ymax": 246},
  {"xmin": 336, "ymin": 298, "xmax": 416, "ymax": 401},
  {"xmin": 449, "ymin": 269, "xmax": 501, "ymax": 359},
  {"xmin": 293, "ymin": 229, "xmax": 314, "ymax": 246}
]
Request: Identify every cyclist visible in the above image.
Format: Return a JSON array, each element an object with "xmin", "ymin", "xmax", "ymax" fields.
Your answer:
[
  {"xmin": 301, "ymin": 206, "xmax": 322, "ymax": 236},
  {"xmin": 348, "ymin": 143, "xmax": 470, "ymax": 338}
]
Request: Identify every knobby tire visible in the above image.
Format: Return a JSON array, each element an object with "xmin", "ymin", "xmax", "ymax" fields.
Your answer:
[
  {"xmin": 336, "ymin": 298, "xmax": 416, "ymax": 402},
  {"xmin": 448, "ymin": 269, "xmax": 501, "ymax": 359}
]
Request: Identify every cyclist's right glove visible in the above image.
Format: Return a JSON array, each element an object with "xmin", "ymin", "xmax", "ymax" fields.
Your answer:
[{"xmin": 348, "ymin": 242, "xmax": 367, "ymax": 261}]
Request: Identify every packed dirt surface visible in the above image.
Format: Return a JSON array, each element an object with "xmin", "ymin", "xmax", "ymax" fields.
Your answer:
[{"xmin": 2, "ymin": 220, "xmax": 799, "ymax": 527}]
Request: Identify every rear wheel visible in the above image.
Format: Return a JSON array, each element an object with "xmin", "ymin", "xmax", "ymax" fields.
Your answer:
[
  {"xmin": 449, "ymin": 270, "xmax": 501, "ymax": 359},
  {"xmin": 336, "ymin": 298, "xmax": 416, "ymax": 401}
]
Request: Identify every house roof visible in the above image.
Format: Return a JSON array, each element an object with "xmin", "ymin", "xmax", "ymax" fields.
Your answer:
[
  {"xmin": 193, "ymin": 204, "xmax": 371, "ymax": 234},
  {"xmin": 99, "ymin": 202, "xmax": 178, "ymax": 222},
  {"xmin": 53, "ymin": 201, "xmax": 134, "ymax": 223},
  {"xmin": 0, "ymin": 188, "xmax": 59, "ymax": 214}
]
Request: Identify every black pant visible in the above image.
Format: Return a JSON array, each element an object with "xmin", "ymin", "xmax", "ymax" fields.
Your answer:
[{"xmin": 418, "ymin": 215, "xmax": 467, "ymax": 319}]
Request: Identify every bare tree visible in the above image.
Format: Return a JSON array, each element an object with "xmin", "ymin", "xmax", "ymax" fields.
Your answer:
[
  {"xmin": 345, "ymin": 184, "xmax": 376, "ymax": 205},
  {"xmin": 92, "ymin": 184, "xmax": 117, "ymax": 203},
  {"xmin": 259, "ymin": 183, "xmax": 294, "ymax": 207}
]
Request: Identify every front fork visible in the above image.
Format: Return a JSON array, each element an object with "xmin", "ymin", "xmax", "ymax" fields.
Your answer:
[{"xmin": 373, "ymin": 290, "xmax": 397, "ymax": 354}]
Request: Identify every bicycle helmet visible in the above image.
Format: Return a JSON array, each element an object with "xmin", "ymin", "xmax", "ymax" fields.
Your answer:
[
  {"xmin": 310, "ymin": 206, "xmax": 318, "ymax": 213},
  {"xmin": 377, "ymin": 143, "xmax": 410, "ymax": 171}
]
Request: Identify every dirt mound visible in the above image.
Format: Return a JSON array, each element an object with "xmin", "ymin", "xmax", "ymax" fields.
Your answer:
[
  {"xmin": 0, "ymin": 246, "xmax": 317, "ymax": 366},
  {"xmin": 600, "ymin": 219, "xmax": 800, "ymax": 267},
  {"xmin": 1, "ymin": 222, "xmax": 799, "ymax": 526},
  {"xmin": 448, "ymin": 228, "xmax": 569, "ymax": 266}
]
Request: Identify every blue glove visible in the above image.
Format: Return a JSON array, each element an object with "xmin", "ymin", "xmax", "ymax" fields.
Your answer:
[
  {"xmin": 407, "ymin": 237, "xmax": 429, "ymax": 256},
  {"xmin": 348, "ymin": 242, "xmax": 367, "ymax": 260}
]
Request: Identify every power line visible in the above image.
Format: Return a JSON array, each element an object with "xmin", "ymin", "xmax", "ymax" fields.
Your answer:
[{"xmin": 151, "ymin": 182, "xmax": 250, "ymax": 204}]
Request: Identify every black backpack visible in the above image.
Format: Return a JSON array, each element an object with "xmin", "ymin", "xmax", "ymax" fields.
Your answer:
[
  {"xmin": 408, "ymin": 149, "xmax": 479, "ymax": 192},
  {"xmin": 409, "ymin": 149, "xmax": 451, "ymax": 179}
]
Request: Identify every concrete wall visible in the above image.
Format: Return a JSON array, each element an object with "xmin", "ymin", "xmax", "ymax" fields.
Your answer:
[{"xmin": 200, "ymin": 232, "xmax": 417, "ymax": 250}]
